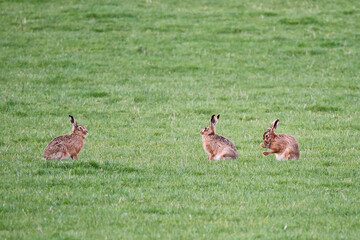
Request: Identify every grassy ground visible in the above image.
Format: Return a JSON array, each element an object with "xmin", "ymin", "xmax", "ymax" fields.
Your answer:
[{"xmin": 1, "ymin": 0, "xmax": 359, "ymax": 239}]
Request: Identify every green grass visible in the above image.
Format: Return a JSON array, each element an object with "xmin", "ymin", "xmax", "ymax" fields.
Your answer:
[{"xmin": 1, "ymin": 0, "xmax": 360, "ymax": 239}]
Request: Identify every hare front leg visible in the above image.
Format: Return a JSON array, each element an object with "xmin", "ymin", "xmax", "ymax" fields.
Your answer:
[
  {"xmin": 260, "ymin": 143, "xmax": 267, "ymax": 148},
  {"xmin": 208, "ymin": 154, "xmax": 215, "ymax": 160},
  {"xmin": 71, "ymin": 153, "xmax": 78, "ymax": 160},
  {"xmin": 263, "ymin": 150, "xmax": 276, "ymax": 156}
]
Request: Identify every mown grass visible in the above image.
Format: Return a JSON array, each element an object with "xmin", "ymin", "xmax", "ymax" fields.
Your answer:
[{"xmin": 1, "ymin": 0, "xmax": 359, "ymax": 239}]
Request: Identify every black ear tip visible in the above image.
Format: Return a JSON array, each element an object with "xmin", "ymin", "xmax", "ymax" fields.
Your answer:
[
  {"xmin": 210, "ymin": 114, "xmax": 216, "ymax": 123},
  {"xmin": 69, "ymin": 115, "xmax": 75, "ymax": 124},
  {"xmin": 217, "ymin": 114, "xmax": 220, "ymax": 118},
  {"xmin": 272, "ymin": 119, "xmax": 280, "ymax": 129}
]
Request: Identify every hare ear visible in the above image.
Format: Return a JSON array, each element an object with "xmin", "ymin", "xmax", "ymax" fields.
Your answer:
[
  {"xmin": 270, "ymin": 119, "xmax": 279, "ymax": 130},
  {"xmin": 210, "ymin": 114, "xmax": 216, "ymax": 125},
  {"xmin": 211, "ymin": 114, "xmax": 219, "ymax": 125},
  {"xmin": 214, "ymin": 114, "xmax": 220, "ymax": 125},
  {"xmin": 69, "ymin": 115, "xmax": 77, "ymax": 126}
]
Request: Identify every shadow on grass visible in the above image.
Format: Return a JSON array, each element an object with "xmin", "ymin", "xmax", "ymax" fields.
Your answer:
[
  {"xmin": 39, "ymin": 160, "xmax": 141, "ymax": 175},
  {"xmin": 279, "ymin": 17, "xmax": 322, "ymax": 25},
  {"xmin": 305, "ymin": 105, "xmax": 341, "ymax": 112}
]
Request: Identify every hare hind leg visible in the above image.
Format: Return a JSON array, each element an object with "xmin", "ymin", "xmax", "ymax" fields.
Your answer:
[
  {"xmin": 279, "ymin": 149, "xmax": 299, "ymax": 160},
  {"xmin": 216, "ymin": 150, "xmax": 237, "ymax": 160},
  {"xmin": 275, "ymin": 150, "xmax": 293, "ymax": 160},
  {"xmin": 50, "ymin": 152, "xmax": 62, "ymax": 160},
  {"xmin": 59, "ymin": 152, "xmax": 71, "ymax": 160},
  {"xmin": 275, "ymin": 152, "xmax": 285, "ymax": 160},
  {"xmin": 289, "ymin": 151, "xmax": 299, "ymax": 160},
  {"xmin": 223, "ymin": 153, "xmax": 237, "ymax": 160},
  {"xmin": 48, "ymin": 152, "xmax": 70, "ymax": 160},
  {"xmin": 61, "ymin": 153, "xmax": 71, "ymax": 160}
]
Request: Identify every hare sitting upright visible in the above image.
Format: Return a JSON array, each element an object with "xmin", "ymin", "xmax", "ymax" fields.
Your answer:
[
  {"xmin": 44, "ymin": 115, "xmax": 88, "ymax": 160},
  {"xmin": 200, "ymin": 114, "xmax": 238, "ymax": 160},
  {"xmin": 260, "ymin": 119, "xmax": 299, "ymax": 160}
]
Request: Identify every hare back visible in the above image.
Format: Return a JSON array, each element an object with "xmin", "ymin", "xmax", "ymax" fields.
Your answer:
[
  {"xmin": 203, "ymin": 134, "xmax": 237, "ymax": 153},
  {"xmin": 44, "ymin": 134, "xmax": 84, "ymax": 156}
]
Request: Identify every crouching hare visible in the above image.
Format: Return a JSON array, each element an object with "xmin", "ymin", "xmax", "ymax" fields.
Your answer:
[
  {"xmin": 44, "ymin": 115, "xmax": 88, "ymax": 160},
  {"xmin": 200, "ymin": 114, "xmax": 238, "ymax": 160},
  {"xmin": 260, "ymin": 119, "xmax": 299, "ymax": 160}
]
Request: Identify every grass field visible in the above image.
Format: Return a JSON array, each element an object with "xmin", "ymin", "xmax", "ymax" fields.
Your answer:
[{"xmin": 1, "ymin": 0, "xmax": 360, "ymax": 239}]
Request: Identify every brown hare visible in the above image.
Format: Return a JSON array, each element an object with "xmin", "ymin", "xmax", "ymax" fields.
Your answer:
[
  {"xmin": 200, "ymin": 114, "xmax": 238, "ymax": 160},
  {"xmin": 260, "ymin": 119, "xmax": 299, "ymax": 160},
  {"xmin": 44, "ymin": 115, "xmax": 88, "ymax": 160}
]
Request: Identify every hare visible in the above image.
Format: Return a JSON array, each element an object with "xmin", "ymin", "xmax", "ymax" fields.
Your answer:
[
  {"xmin": 44, "ymin": 115, "xmax": 88, "ymax": 160},
  {"xmin": 260, "ymin": 119, "xmax": 299, "ymax": 160},
  {"xmin": 200, "ymin": 114, "xmax": 238, "ymax": 160}
]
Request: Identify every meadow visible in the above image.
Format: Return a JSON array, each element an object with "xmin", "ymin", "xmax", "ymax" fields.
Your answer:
[{"xmin": 0, "ymin": 0, "xmax": 359, "ymax": 239}]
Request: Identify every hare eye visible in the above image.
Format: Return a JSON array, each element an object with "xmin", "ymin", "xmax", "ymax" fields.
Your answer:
[{"xmin": 265, "ymin": 134, "xmax": 269, "ymax": 138}]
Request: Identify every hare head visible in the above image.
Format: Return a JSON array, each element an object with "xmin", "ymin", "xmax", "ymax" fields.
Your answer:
[
  {"xmin": 200, "ymin": 114, "xmax": 220, "ymax": 136},
  {"xmin": 262, "ymin": 119, "xmax": 279, "ymax": 148},
  {"xmin": 69, "ymin": 115, "xmax": 88, "ymax": 138}
]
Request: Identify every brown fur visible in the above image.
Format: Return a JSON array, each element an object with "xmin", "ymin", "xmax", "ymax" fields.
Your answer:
[
  {"xmin": 200, "ymin": 115, "xmax": 238, "ymax": 160},
  {"xmin": 44, "ymin": 115, "xmax": 88, "ymax": 160},
  {"xmin": 260, "ymin": 119, "xmax": 299, "ymax": 160}
]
